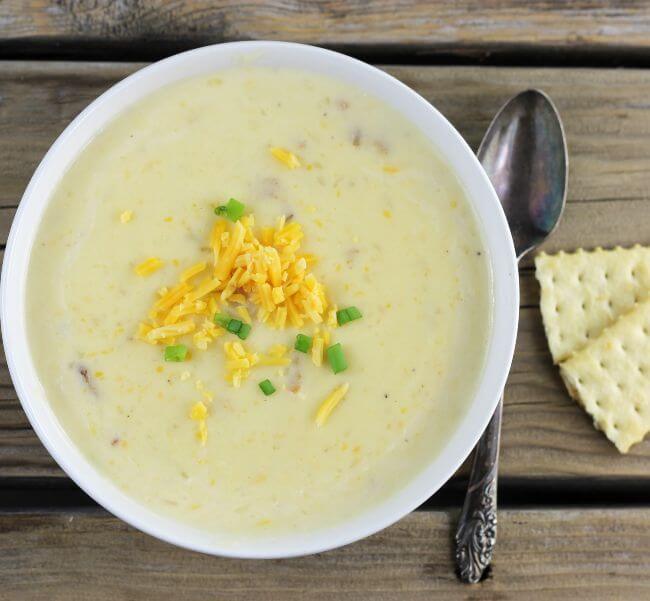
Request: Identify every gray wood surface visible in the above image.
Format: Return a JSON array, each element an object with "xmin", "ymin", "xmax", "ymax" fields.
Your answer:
[
  {"xmin": 2, "ymin": 0, "xmax": 650, "ymax": 60},
  {"xmin": 1, "ymin": 62, "xmax": 649, "ymax": 479},
  {"xmin": 1, "ymin": 508, "xmax": 649, "ymax": 600}
]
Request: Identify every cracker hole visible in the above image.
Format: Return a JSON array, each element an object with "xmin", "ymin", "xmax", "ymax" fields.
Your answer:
[
  {"xmin": 578, "ymin": 273, "xmax": 584, "ymax": 283},
  {"xmin": 599, "ymin": 360, "xmax": 606, "ymax": 369},
  {"xmin": 604, "ymin": 271, "xmax": 610, "ymax": 280},
  {"xmin": 581, "ymin": 302, "xmax": 586, "ymax": 311},
  {"xmin": 639, "ymin": 366, "xmax": 646, "ymax": 375},
  {"xmin": 635, "ymin": 405, "xmax": 641, "ymax": 414},
  {"xmin": 595, "ymin": 400, "xmax": 602, "ymax": 408},
  {"xmin": 613, "ymin": 423, "xmax": 619, "ymax": 430},
  {"xmin": 643, "ymin": 327, "xmax": 649, "ymax": 336},
  {"xmin": 608, "ymin": 300, "xmax": 613, "ymax": 310}
]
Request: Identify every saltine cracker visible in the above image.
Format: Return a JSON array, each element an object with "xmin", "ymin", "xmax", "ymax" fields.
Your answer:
[
  {"xmin": 560, "ymin": 299, "xmax": 650, "ymax": 453},
  {"xmin": 535, "ymin": 245, "xmax": 650, "ymax": 363}
]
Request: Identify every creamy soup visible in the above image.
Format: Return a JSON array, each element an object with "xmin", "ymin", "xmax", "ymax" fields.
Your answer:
[{"xmin": 26, "ymin": 67, "xmax": 491, "ymax": 538}]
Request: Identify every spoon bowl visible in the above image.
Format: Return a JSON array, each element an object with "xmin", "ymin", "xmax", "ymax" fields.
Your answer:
[{"xmin": 478, "ymin": 89, "xmax": 568, "ymax": 259}]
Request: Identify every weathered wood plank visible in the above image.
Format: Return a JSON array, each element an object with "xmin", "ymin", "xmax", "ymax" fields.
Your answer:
[
  {"xmin": 0, "ymin": 508, "xmax": 648, "ymax": 600},
  {"xmin": 1, "ymin": 62, "xmax": 650, "ymax": 479},
  {"xmin": 2, "ymin": 1, "xmax": 650, "ymax": 62}
]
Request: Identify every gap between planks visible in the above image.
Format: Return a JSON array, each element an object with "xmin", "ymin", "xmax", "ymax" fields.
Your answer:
[
  {"xmin": 2, "ymin": 476, "xmax": 650, "ymax": 512},
  {"xmin": 2, "ymin": 0, "xmax": 650, "ymax": 68}
]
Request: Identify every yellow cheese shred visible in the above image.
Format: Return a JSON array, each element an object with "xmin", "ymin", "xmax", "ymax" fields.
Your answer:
[
  {"xmin": 269, "ymin": 147, "xmax": 301, "ymax": 169},
  {"xmin": 315, "ymin": 383, "xmax": 350, "ymax": 427},
  {"xmin": 180, "ymin": 261, "xmax": 207, "ymax": 282},
  {"xmin": 189, "ymin": 401, "xmax": 208, "ymax": 421},
  {"xmin": 134, "ymin": 257, "xmax": 164, "ymax": 277},
  {"xmin": 189, "ymin": 401, "xmax": 208, "ymax": 445}
]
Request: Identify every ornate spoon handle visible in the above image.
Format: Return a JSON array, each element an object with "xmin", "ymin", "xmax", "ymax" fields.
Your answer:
[{"xmin": 454, "ymin": 397, "xmax": 502, "ymax": 583}]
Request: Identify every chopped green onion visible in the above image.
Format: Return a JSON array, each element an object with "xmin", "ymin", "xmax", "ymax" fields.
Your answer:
[
  {"xmin": 337, "ymin": 306, "xmax": 362, "ymax": 326},
  {"xmin": 326, "ymin": 343, "xmax": 348, "ymax": 374},
  {"xmin": 346, "ymin": 306, "xmax": 363, "ymax": 321},
  {"xmin": 336, "ymin": 309, "xmax": 351, "ymax": 326},
  {"xmin": 214, "ymin": 198, "xmax": 245, "ymax": 222},
  {"xmin": 164, "ymin": 344, "xmax": 188, "ymax": 362},
  {"xmin": 214, "ymin": 313, "xmax": 252, "ymax": 338},
  {"xmin": 214, "ymin": 312, "xmax": 231, "ymax": 327},
  {"xmin": 227, "ymin": 318, "xmax": 243, "ymax": 334},
  {"xmin": 237, "ymin": 322, "xmax": 252, "ymax": 340},
  {"xmin": 294, "ymin": 333, "xmax": 313, "ymax": 353},
  {"xmin": 259, "ymin": 379, "xmax": 276, "ymax": 396}
]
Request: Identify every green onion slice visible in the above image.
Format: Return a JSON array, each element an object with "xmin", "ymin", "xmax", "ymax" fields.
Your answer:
[
  {"xmin": 346, "ymin": 306, "xmax": 362, "ymax": 321},
  {"xmin": 213, "ymin": 312, "xmax": 231, "ymax": 327},
  {"xmin": 237, "ymin": 323, "xmax": 252, "ymax": 340},
  {"xmin": 337, "ymin": 306, "xmax": 362, "ymax": 326},
  {"xmin": 326, "ymin": 343, "xmax": 348, "ymax": 374},
  {"xmin": 259, "ymin": 379, "xmax": 276, "ymax": 396},
  {"xmin": 164, "ymin": 344, "xmax": 188, "ymax": 362},
  {"xmin": 214, "ymin": 313, "xmax": 252, "ymax": 338},
  {"xmin": 294, "ymin": 333, "xmax": 312, "ymax": 353},
  {"xmin": 214, "ymin": 198, "xmax": 245, "ymax": 222},
  {"xmin": 336, "ymin": 309, "xmax": 351, "ymax": 326},
  {"xmin": 227, "ymin": 318, "xmax": 243, "ymax": 334}
]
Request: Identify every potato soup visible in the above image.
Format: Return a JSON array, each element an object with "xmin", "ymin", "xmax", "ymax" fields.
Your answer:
[{"xmin": 26, "ymin": 67, "xmax": 492, "ymax": 537}]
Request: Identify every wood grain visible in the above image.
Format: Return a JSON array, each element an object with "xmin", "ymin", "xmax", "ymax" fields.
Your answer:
[
  {"xmin": 2, "ymin": 1, "xmax": 650, "ymax": 61},
  {"xmin": 1, "ymin": 508, "xmax": 649, "ymax": 600},
  {"xmin": 1, "ymin": 62, "xmax": 650, "ymax": 479}
]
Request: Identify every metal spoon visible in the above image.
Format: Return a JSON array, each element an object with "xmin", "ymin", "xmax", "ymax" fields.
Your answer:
[{"xmin": 454, "ymin": 89, "xmax": 568, "ymax": 583}]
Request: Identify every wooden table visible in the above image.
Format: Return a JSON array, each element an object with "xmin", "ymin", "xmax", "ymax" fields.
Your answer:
[{"xmin": 2, "ymin": 3, "xmax": 650, "ymax": 599}]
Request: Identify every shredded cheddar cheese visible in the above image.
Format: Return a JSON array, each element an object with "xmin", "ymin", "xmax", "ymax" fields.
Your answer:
[
  {"xmin": 315, "ymin": 383, "xmax": 350, "ymax": 426},
  {"xmin": 180, "ymin": 261, "xmax": 207, "ymax": 282},
  {"xmin": 190, "ymin": 401, "xmax": 208, "ymax": 421},
  {"xmin": 134, "ymin": 257, "xmax": 164, "ymax": 277},
  {"xmin": 189, "ymin": 401, "xmax": 208, "ymax": 445},
  {"xmin": 138, "ymin": 212, "xmax": 330, "ymax": 348},
  {"xmin": 120, "ymin": 210, "xmax": 133, "ymax": 223},
  {"xmin": 136, "ymin": 205, "xmax": 345, "ymax": 447},
  {"xmin": 270, "ymin": 147, "xmax": 301, "ymax": 169}
]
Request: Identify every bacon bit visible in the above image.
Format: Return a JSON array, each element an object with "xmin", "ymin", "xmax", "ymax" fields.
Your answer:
[
  {"xmin": 374, "ymin": 140, "xmax": 389, "ymax": 155},
  {"xmin": 287, "ymin": 355, "xmax": 302, "ymax": 394},
  {"xmin": 76, "ymin": 363, "xmax": 97, "ymax": 395}
]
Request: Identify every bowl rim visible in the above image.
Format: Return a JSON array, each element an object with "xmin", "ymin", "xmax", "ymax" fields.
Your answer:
[{"xmin": 0, "ymin": 40, "xmax": 519, "ymax": 558}]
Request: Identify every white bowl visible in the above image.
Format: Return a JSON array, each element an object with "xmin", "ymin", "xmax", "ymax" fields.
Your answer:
[{"xmin": 1, "ymin": 41, "xmax": 518, "ymax": 558}]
